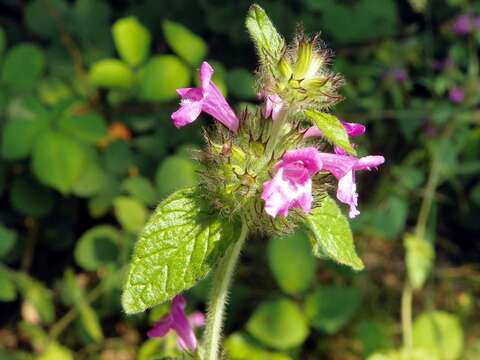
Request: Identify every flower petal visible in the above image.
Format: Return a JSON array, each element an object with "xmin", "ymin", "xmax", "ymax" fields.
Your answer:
[
  {"xmin": 171, "ymin": 99, "xmax": 203, "ymax": 128},
  {"xmin": 202, "ymin": 82, "xmax": 239, "ymax": 132},
  {"xmin": 147, "ymin": 316, "xmax": 174, "ymax": 338},
  {"xmin": 189, "ymin": 312, "xmax": 206, "ymax": 328},
  {"xmin": 200, "ymin": 61, "xmax": 214, "ymax": 91},
  {"xmin": 341, "ymin": 121, "xmax": 366, "ymax": 137},
  {"xmin": 263, "ymin": 148, "xmax": 322, "ymax": 217},
  {"xmin": 276, "ymin": 147, "xmax": 323, "ymax": 176},
  {"xmin": 171, "ymin": 296, "xmax": 197, "ymax": 351}
]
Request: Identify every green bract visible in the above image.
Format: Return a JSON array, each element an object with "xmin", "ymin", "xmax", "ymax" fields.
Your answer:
[
  {"xmin": 305, "ymin": 110, "xmax": 356, "ymax": 155},
  {"xmin": 122, "ymin": 188, "xmax": 239, "ymax": 313}
]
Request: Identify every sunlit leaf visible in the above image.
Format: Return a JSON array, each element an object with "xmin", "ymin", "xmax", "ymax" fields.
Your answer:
[{"xmin": 122, "ymin": 188, "xmax": 238, "ymax": 314}]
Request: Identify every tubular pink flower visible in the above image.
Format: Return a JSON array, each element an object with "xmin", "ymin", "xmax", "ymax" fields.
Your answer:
[
  {"xmin": 263, "ymin": 93, "xmax": 285, "ymax": 120},
  {"xmin": 147, "ymin": 295, "xmax": 204, "ymax": 351},
  {"xmin": 262, "ymin": 148, "xmax": 323, "ymax": 217},
  {"xmin": 318, "ymin": 153, "xmax": 385, "ymax": 218},
  {"xmin": 172, "ymin": 62, "xmax": 239, "ymax": 132}
]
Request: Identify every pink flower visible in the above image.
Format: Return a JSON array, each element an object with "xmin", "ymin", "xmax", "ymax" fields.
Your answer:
[
  {"xmin": 449, "ymin": 87, "xmax": 465, "ymax": 104},
  {"xmin": 263, "ymin": 93, "xmax": 284, "ymax": 120},
  {"xmin": 452, "ymin": 15, "xmax": 472, "ymax": 35},
  {"xmin": 318, "ymin": 153, "xmax": 384, "ymax": 218},
  {"xmin": 147, "ymin": 295, "xmax": 205, "ymax": 351},
  {"xmin": 262, "ymin": 148, "xmax": 323, "ymax": 217},
  {"xmin": 172, "ymin": 62, "xmax": 239, "ymax": 132},
  {"xmin": 304, "ymin": 120, "xmax": 366, "ymax": 154}
]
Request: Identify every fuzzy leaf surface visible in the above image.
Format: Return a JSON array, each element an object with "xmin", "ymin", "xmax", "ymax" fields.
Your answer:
[
  {"xmin": 122, "ymin": 188, "xmax": 238, "ymax": 314},
  {"xmin": 306, "ymin": 196, "xmax": 364, "ymax": 270}
]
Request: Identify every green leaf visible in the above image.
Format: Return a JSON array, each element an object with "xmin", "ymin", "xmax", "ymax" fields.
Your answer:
[
  {"xmin": 355, "ymin": 320, "xmax": 394, "ymax": 357},
  {"xmin": 122, "ymin": 176, "xmax": 157, "ymax": 206},
  {"xmin": 1, "ymin": 118, "xmax": 46, "ymax": 160},
  {"xmin": 226, "ymin": 68, "xmax": 256, "ymax": 99},
  {"xmin": 31, "ymin": 131, "xmax": 88, "ymax": 193},
  {"xmin": 37, "ymin": 343, "xmax": 74, "ymax": 360},
  {"xmin": 313, "ymin": 0, "xmax": 398, "ymax": 45},
  {"xmin": 404, "ymin": 233, "xmax": 434, "ymax": 289},
  {"xmin": 413, "ymin": 311, "xmax": 464, "ymax": 360},
  {"xmin": 1, "ymin": 44, "xmax": 45, "ymax": 90},
  {"xmin": 162, "ymin": 20, "xmax": 207, "ymax": 66},
  {"xmin": 140, "ymin": 55, "xmax": 191, "ymax": 102},
  {"xmin": 155, "ymin": 156, "xmax": 197, "ymax": 197},
  {"xmin": 74, "ymin": 225, "xmax": 122, "ymax": 271},
  {"xmin": 246, "ymin": 298, "xmax": 309, "ymax": 350},
  {"xmin": 367, "ymin": 348, "xmax": 434, "ymax": 360},
  {"xmin": 78, "ymin": 302, "xmax": 104, "ymax": 342},
  {"xmin": 0, "ymin": 269, "xmax": 17, "ymax": 302},
  {"xmin": 121, "ymin": 188, "xmax": 238, "ymax": 314},
  {"xmin": 59, "ymin": 112, "xmax": 108, "ymax": 143},
  {"xmin": 305, "ymin": 286, "xmax": 361, "ymax": 334},
  {"xmin": 25, "ymin": 0, "xmax": 68, "ymax": 38},
  {"xmin": 102, "ymin": 140, "xmax": 133, "ymax": 175},
  {"xmin": 72, "ymin": 160, "xmax": 107, "ymax": 198},
  {"xmin": 305, "ymin": 196, "xmax": 364, "ymax": 270},
  {"xmin": 112, "ymin": 17, "xmax": 151, "ymax": 66},
  {"xmin": 89, "ymin": 59, "xmax": 135, "ymax": 88},
  {"xmin": 268, "ymin": 231, "xmax": 316, "ymax": 295},
  {"xmin": 15, "ymin": 273, "xmax": 55, "ymax": 324},
  {"xmin": 245, "ymin": 4, "xmax": 285, "ymax": 73},
  {"xmin": 113, "ymin": 196, "xmax": 147, "ymax": 233},
  {"xmin": 225, "ymin": 332, "xmax": 293, "ymax": 360},
  {"xmin": 10, "ymin": 177, "xmax": 54, "ymax": 217},
  {"xmin": 304, "ymin": 110, "xmax": 356, "ymax": 155},
  {"xmin": 0, "ymin": 224, "xmax": 17, "ymax": 258},
  {"xmin": 370, "ymin": 196, "xmax": 408, "ymax": 240}
]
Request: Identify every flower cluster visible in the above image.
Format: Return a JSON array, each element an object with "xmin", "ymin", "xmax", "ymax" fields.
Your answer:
[{"xmin": 171, "ymin": 60, "xmax": 383, "ymax": 225}]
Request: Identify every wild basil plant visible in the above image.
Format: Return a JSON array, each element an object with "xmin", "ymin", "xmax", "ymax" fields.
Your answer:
[{"xmin": 121, "ymin": 4, "xmax": 384, "ymax": 359}]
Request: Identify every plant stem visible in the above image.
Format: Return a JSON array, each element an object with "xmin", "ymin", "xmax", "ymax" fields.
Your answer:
[
  {"xmin": 402, "ymin": 151, "xmax": 441, "ymax": 353},
  {"xmin": 203, "ymin": 219, "xmax": 248, "ymax": 360},
  {"xmin": 401, "ymin": 283, "xmax": 413, "ymax": 353}
]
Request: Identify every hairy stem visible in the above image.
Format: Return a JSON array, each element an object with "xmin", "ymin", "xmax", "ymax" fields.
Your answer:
[{"xmin": 203, "ymin": 219, "xmax": 248, "ymax": 360}]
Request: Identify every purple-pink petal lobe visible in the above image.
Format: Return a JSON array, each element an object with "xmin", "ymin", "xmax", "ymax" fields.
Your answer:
[
  {"xmin": 147, "ymin": 295, "xmax": 204, "ymax": 352},
  {"xmin": 318, "ymin": 153, "xmax": 384, "ymax": 218},
  {"xmin": 171, "ymin": 61, "xmax": 239, "ymax": 132},
  {"xmin": 262, "ymin": 147, "xmax": 323, "ymax": 217}
]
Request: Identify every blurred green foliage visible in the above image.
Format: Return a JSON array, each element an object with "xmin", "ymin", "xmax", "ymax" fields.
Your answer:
[{"xmin": 0, "ymin": 0, "xmax": 479, "ymax": 359}]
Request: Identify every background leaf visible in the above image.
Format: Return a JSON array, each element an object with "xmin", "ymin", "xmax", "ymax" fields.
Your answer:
[
  {"xmin": 162, "ymin": 20, "xmax": 207, "ymax": 66},
  {"xmin": 413, "ymin": 311, "xmax": 464, "ymax": 360},
  {"xmin": 268, "ymin": 230, "xmax": 317, "ymax": 295},
  {"xmin": 112, "ymin": 17, "xmax": 151, "ymax": 66},
  {"xmin": 246, "ymin": 298, "xmax": 309, "ymax": 350},
  {"xmin": 1, "ymin": 44, "xmax": 45, "ymax": 90},
  {"xmin": 31, "ymin": 131, "xmax": 87, "ymax": 193},
  {"xmin": 140, "ymin": 55, "xmax": 191, "ymax": 102}
]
